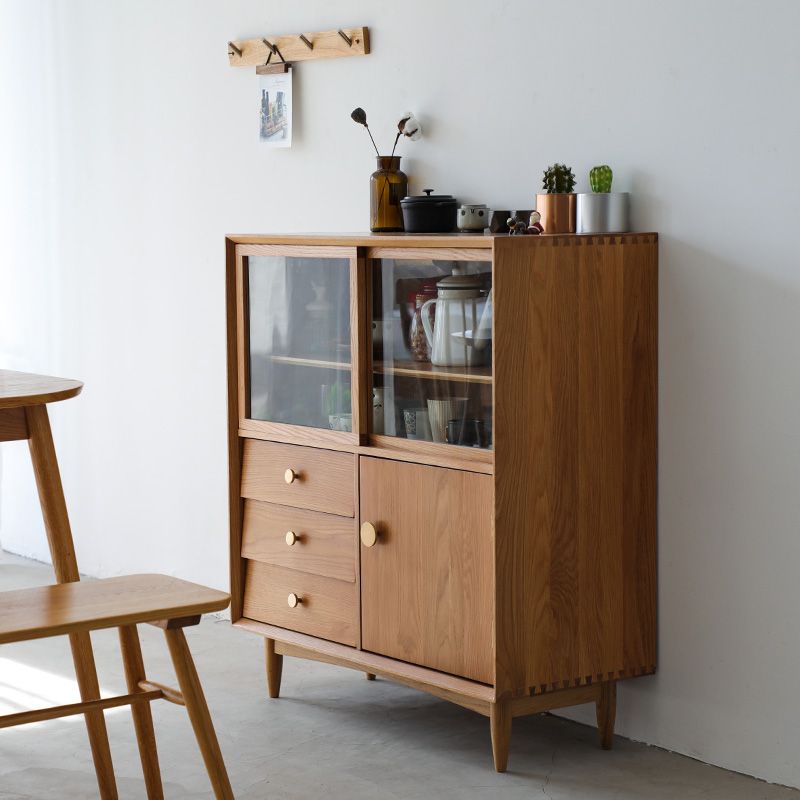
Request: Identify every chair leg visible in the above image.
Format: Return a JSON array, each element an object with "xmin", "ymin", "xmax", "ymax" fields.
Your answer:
[
  {"xmin": 68, "ymin": 631, "xmax": 119, "ymax": 799},
  {"xmin": 265, "ymin": 638, "xmax": 283, "ymax": 698},
  {"xmin": 164, "ymin": 628, "xmax": 233, "ymax": 800},
  {"xmin": 26, "ymin": 404, "xmax": 118, "ymax": 799},
  {"xmin": 119, "ymin": 625, "xmax": 164, "ymax": 799},
  {"xmin": 489, "ymin": 701, "xmax": 512, "ymax": 773},
  {"xmin": 596, "ymin": 680, "xmax": 617, "ymax": 749}
]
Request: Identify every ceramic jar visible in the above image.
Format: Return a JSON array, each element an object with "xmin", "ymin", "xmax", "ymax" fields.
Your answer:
[{"xmin": 457, "ymin": 204, "xmax": 491, "ymax": 232}]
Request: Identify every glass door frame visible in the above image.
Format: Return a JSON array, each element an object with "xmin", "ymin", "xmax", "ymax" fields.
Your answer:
[
  {"xmin": 234, "ymin": 244, "xmax": 366, "ymax": 448},
  {"xmin": 363, "ymin": 246, "xmax": 494, "ymax": 471}
]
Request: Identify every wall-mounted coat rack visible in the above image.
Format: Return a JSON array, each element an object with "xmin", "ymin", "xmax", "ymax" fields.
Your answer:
[{"xmin": 228, "ymin": 26, "xmax": 370, "ymax": 74}]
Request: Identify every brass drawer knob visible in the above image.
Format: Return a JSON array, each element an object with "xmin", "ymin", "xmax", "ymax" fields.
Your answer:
[
  {"xmin": 284, "ymin": 468, "xmax": 298, "ymax": 484},
  {"xmin": 360, "ymin": 521, "xmax": 378, "ymax": 548},
  {"xmin": 287, "ymin": 592, "xmax": 302, "ymax": 608},
  {"xmin": 285, "ymin": 530, "xmax": 298, "ymax": 546}
]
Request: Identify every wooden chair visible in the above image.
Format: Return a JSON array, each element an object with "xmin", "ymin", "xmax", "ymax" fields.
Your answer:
[{"xmin": 0, "ymin": 370, "xmax": 234, "ymax": 799}]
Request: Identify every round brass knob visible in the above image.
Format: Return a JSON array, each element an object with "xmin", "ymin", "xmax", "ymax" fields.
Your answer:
[
  {"xmin": 285, "ymin": 530, "xmax": 298, "ymax": 546},
  {"xmin": 284, "ymin": 468, "xmax": 297, "ymax": 484},
  {"xmin": 360, "ymin": 521, "xmax": 378, "ymax": 548},
  {"xmin": 287, "ymin": 593, "xmax": 302, "ymax": 608}
]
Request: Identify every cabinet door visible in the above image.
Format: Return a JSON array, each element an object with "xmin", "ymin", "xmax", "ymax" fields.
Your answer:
[
  {"xmin": 359, "ymin": 457, "xmax": 494, "ymax": 683},
  {"xmin": 239, "ymin": 247, "xmax": 356, "ymax": 433},
  {"xmin": 369, "ymin": 253, "xmax": 493, "ymax": 452}
]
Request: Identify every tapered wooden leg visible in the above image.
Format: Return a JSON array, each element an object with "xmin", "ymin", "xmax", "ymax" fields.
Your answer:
[
  {"xmin": 265, "ymin": 638, "xmax": 283, "ymax": 698},
  {"xmin": 365, "ymin": 673, "xmax": 376, "ymax": 681},
  {"xmin": 164, "ymin": 628, "xmax": 233, "ymax": 799},
  {"xmin": 490, "ymin": 701, "xmax": 512, "ymax": 773},
  {"xmin": 26, "ymin": 404, "xmax": 118, "ymax": 800},
  {"xmin": 119, "ymin": 625, "xmax": 163, "ymax": 799},
  {"xmin": 596, "ymin": 680, "xmax": 617, "ymax": 750}
]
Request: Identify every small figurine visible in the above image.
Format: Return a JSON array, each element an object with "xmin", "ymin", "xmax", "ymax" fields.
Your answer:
[{"xmin": 527, "ymin": 210, "xmax": 544, "ymax": 235}]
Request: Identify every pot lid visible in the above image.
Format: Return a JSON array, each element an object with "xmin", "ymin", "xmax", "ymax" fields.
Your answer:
[
  {"xmin": 436, "ymin": 265, "xmax": 483, "ymax": 291},
  {"xmin": 401, "ymin": 189, "xmax": 457, "ymax": 206}
]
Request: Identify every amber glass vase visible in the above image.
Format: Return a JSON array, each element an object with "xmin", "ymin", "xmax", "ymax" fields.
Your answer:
[{"xmin": 370, "ymin": 156, "xmax": 407, "ymax": 232}]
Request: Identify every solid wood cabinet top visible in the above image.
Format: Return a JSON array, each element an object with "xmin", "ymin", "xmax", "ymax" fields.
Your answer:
[{"xmin": 226, "ymin": 232, "xmax": 657, "ymax": 249}]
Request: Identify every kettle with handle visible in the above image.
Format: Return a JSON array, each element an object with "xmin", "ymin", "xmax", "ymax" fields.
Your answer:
[{"xmin": 421, "ymin": 267, "xmax": 487, "ymax": 367}]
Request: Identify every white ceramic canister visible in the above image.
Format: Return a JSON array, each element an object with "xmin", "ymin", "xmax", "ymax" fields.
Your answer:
[{"xmin": 457, "ymin": 204, "xmax": 491, "ymax": 232}]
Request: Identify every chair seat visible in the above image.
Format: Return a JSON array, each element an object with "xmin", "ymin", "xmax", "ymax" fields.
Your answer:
[{"xmin": 0, "ymin": 574, "xmax": 230, "ymax": 644}]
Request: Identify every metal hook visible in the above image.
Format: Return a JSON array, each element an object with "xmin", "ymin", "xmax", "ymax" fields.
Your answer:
[
  {"xmin": 338, "ymin": 29, "xmax": 353, "ymax": 47},
  {"xmin": 299, "ymin": 34, "xmax": 313, "ymax": 50},
  {"xmin": 262, "ymin": 40, "xmax": 286, "ymax": 68},
  {"xmin": 228, "ymin": 41, "xmax": 243, "ymax": 58}
]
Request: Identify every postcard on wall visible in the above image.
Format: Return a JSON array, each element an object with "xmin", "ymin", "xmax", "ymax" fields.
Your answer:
[{"xmin": 259, "ymin": 69, "xmax": 292, "ymax": 147}]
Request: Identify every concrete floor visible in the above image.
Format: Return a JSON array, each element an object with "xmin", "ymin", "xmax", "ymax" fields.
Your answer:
[{"xmin": 1, "ymin": 554, "xmax": 798, "ymax": 799}]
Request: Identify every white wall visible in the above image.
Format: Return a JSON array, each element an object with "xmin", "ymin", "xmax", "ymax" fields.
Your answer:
[{"xmin": 2, "ymin": 0, "xmax": 799, "ymax": 788}]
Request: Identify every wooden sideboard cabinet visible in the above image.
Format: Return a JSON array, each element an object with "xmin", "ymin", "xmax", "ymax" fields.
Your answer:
[{"xmin": 226, "ymin": 232, "xmax": 658, "ymax": 772}]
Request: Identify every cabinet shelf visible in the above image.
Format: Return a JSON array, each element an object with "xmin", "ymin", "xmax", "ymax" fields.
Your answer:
[
  {"xmin": 269, "ymin": 355, "xmax": 351, "ymax": 371},
  {"xmin": 373, "ymin": 359, "xmax": 492, "ymax": 385}
]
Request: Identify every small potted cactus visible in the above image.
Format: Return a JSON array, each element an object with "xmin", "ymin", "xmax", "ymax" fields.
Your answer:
[
  {"xmin": 535, "ymin": 163, "xmax": 577, "ymax": 233},
  {"xmin": 576, "ymin": 165, "xmax": 630, "ymax": 233}
]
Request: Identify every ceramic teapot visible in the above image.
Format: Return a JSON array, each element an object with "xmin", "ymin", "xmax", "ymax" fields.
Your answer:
[{"xmin": 420, "ymin": 267, "xmax": 490, "ymax": 367}]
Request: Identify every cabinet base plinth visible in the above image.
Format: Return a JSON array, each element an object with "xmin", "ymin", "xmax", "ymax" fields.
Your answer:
[{"xmin": 236, "ymin": 618, "xmax": 621, "ymax": 771}]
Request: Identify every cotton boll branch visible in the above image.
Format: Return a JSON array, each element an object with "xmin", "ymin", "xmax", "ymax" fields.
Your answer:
[{"xmin": 391, "ymin": 112, "xmax": 422, "ymax": 157}]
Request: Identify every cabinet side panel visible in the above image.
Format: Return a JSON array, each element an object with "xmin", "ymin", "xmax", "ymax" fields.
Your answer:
[
  {"xmin": 493, "ymin": 235, "xmax": 657, "ymax": 696},
  {"xmin": 622, "ymin": 242, "xmax": 658, "ymax": 672},
  {"xmin": 226, "ymin": 239, "xmax": 245, "ymax": 621}
]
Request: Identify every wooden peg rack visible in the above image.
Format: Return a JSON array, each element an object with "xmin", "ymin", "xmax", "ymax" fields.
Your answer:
[{"xmin": 228, "ymin": 26, "xmax": 370, "ymax": 73}]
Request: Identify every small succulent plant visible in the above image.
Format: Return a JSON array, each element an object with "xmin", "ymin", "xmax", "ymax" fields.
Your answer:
[
  {"xmin": 590, "ymin": 164, "xmax": 613, "ymax": 193},
  {"xmin": 542, "ymin": 163, "xmax": 576, "ymax": 194}
]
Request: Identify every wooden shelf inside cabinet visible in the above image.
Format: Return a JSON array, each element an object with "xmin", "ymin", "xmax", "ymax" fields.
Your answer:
[
  {"xmin": 373, "ymin": 360, "xmax": 492, "ymax": 385},
  {"xmin": 269, "ymin": 355, "xmax": 351, "ymax": 371}
]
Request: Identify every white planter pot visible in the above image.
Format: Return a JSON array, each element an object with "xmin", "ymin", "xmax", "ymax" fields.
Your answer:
[{"xmin": 576, "ymin": 192, "xmax": 630, "ymax": 233}]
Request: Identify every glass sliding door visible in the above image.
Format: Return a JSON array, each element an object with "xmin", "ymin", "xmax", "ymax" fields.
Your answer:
[
  {"xmin": 246, "ymin": 252, "xmax": 353, "ymax": 431},
  {"xmin": 370, "ymin": 255, "xmax": 493, "ymax": 450}
]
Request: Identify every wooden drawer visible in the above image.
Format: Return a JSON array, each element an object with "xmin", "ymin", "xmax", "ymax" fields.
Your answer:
[
  {"xmin": 243, "ymin": 561, "xmax": 358, "ymax": 647},
  {"xmin": 240, "ymin": 439, "xmax": 355, "ymax": 517},
  {"xmin": 241, "ymin": 500, "xmax": 356, "ymax": 582}
]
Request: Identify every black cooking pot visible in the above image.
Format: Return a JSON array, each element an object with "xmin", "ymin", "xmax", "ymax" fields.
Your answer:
[{"xmin": 400, "ymin": 190, "xmax": 458, "ymax": 233}]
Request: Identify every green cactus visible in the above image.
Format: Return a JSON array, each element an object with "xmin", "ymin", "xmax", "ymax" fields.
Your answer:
[
  {"xmin": 590, "ymin": 164, "xmax": 613, "ymax": 193},
  {"xmin": 542, "ymin": 163, "xmax": 576, "ymax": 194}
]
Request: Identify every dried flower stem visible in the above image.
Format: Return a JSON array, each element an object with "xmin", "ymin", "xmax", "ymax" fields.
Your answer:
[
  {"xmin": 390, "ymin": 132, "xmax": 402, "ymax": 158},
  {"xmin": 365, "ymin": 125, "xmax": 380, "ymax": 157}
]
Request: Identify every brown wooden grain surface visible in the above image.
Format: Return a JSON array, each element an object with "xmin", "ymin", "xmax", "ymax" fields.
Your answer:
[
  {"xmin": 0, "ymin": 575, "xmax": 230, "ymax": 644},
  {"xmin": 226, "ymin": 237, "xmax": 246, "ymax": 622},
  {"xmin": 240, "ymin": 439, "xmax": 356, "ymax": 517},
  {"xmin": 0, "ymin": 407, "xmax": 28, "ymax": 441},
  {"xmin": 492, "ymin": 235, "xmax": 657, "ymax": 695},
  {"xmin": 236, "ymin": 618, "xmax": 496, "ymax": 701},
  {"xmin": 0, "ymin": 370, "xmax": 83, "ymax": 409},
  {"xmin": 243, "ymin": 561, "xmax": 358, "ymax": 647},
  {"xmin": 241, "ymin": 500, "xmax": 356, "ymax": 582},
  {"xmin": 228, "ymin": 27, "xmax": 369, "ymax": 68},
  {"xmin": 360, "ymin": 457, "xmax": 494, "ymax": 684}
]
